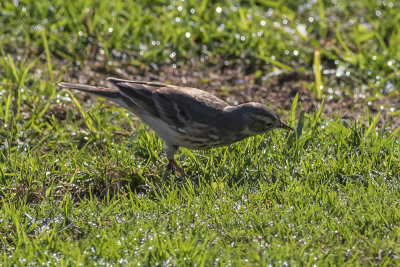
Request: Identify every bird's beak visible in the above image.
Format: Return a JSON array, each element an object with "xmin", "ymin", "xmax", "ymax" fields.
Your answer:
[{"xmin": 279, "ymin": 122, "xmax": 294, "ymax": 131}]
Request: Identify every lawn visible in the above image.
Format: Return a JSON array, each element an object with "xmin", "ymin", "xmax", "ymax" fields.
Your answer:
[{"xmin": 1, "ymin": 0, "xmax": 400, "ymax": 265}]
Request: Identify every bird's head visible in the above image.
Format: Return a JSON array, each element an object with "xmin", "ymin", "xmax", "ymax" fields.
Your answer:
[{"xmin": 242, "ymin": 103, "xmax": 294, "ymax": 134}]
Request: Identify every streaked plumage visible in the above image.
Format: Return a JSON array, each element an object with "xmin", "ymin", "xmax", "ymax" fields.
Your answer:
[{"xmin": 58, "ymin": 77, "xmax": 293, "ymax": 173}]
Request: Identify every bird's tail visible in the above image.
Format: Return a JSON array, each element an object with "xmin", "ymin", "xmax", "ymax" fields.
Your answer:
[{"xmin": 57, "ymin": 82, "xmax": 121, "ymax": 99}]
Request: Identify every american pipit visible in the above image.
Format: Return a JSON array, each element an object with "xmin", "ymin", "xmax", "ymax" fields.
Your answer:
[{"xmin": 58, "ymin": 77, "xmax": 293, "ymax": 173}]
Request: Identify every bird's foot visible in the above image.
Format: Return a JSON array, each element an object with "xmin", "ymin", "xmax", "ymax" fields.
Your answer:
[{"xmin": 167, "ymin": 159, "xmax": 185, "ymax": 175}]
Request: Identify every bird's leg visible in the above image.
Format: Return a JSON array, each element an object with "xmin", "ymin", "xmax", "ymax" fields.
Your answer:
[
  {"xmin": 167, "ymin": 159, "xmax": 184, "ymax": 174},
  {"xmin": 166, "ymin": 145, "xmax": 184, "ymax": 175}
]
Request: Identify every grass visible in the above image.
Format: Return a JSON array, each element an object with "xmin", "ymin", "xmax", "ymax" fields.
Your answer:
[
  {"xmin": 1, "ymin": 0, "xmax": 400, "ymax": 265},
  {"xmin": 1, "ymin": 108, "xmax": 399, "ymax": 265}
]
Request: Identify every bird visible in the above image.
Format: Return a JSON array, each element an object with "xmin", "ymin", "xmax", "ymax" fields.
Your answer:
[{"xmin": 57, "ymin": 77, "xmax": 294, "ymax": 173}]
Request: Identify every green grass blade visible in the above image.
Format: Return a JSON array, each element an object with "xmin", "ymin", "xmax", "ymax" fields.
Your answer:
[
  {"xmin": 65, "ymin": 90, "xmax": 96, "ymax": 132},
  {"xmin": 365, "ymin": 111, "xmax": 381, "ymax": 137},
  {"xmin": 313, "ymin": 47, "xmax": 323, "ymax": 99},
  {"xmin": 289, "ymin": 93, "xmax": 298, "ymax": 128},
  {"xmin": 41, "ymin": 29, "xmax": 53, "ymax": 83},
  {"xmin": 311, "ymin": 98, "xmax": 324, "ymax": 130}
]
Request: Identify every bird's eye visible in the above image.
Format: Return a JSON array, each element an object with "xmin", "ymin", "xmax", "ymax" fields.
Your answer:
[
  {"xmin": 266, "ymin": 122, "xmax": 273, "ymax": 128},
  {"xmin": 251, "ymin": 120, "xmax": 267, "ymax": 132}
]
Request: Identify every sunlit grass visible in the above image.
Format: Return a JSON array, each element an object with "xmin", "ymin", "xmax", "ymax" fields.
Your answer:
[
  {"xmin": 1, "ymin": 0, "xmax": 400, "ymax": 95},
  {"xmin": 1, "ymin": 80, "xmax": 399, "ymax": 264}
]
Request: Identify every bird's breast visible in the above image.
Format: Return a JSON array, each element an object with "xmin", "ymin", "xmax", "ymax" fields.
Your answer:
[{"xmin": 137, "ymin": 114, "xmax": 252, "ymax": 150}]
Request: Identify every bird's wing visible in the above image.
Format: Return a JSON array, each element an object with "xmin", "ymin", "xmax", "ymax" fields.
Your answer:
[
  {"xmin": 107, "ymin": 77, "xmax": 229, "ymax": 128},
  {"xmin": 107, "ymin": 77, "xmax": 163, "ymax": 118},
  {"xmin": 153, "ymin": 86, "xmax": 228, "ymax": 127}
]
